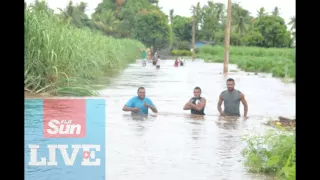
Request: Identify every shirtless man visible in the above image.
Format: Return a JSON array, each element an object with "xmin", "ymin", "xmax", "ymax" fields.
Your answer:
[
  {"xmin": 122, "ymin": 87, "xmax": 158, "ymax": 115},
  {"xmin": 217, "ymin": 78, "xmax": 248, "ymax": 118},
  {"xmin": 183, "ymin": 87, "xmax": 206, "ymax": 115}
]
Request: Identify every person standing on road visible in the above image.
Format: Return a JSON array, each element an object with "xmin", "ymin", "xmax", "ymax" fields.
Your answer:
[
  {"xmin": 141, "ymin": 49, "xmax": 147, "ymax": 66},
  {"xmin": 183, "ymin": 87, "xmax": 206, "ymax": 115},
  {"xmin": 174, "ymin": 58, "xmax": 179, "ymax": 67},
  {"xmin": 179, "ymin": 57, "xmax": 185, "ymax": 66},
  {"xmin": 122, "ymin": 87, "xmax": 158, "ymax": 115},
  {"xmin": 217, "ymin": 78, "xmax": 248, "ymax": 118}
]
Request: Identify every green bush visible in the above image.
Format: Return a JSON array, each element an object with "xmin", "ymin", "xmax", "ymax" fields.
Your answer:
[
  {"xmin": 197, "ymin": 45, "xmax": 296, "ymax": 78},
  {"xmin": 172, "ymin": 40, "xmax": 190, "ymax": 50},
  {"xmin": 242, "ymin": 130, "xmax": 295, "ymax": 180}
]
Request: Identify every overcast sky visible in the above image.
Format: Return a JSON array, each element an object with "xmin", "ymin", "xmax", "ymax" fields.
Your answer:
[{"xmin": 25, "ymin": 0, "xmax": 295, "ymax": 25}]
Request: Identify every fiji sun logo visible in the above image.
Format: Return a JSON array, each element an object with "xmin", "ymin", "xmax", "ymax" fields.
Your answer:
[
  {"xmin": 43, "ymin": 100, "xmax": 86, "ymax": 138},
  {"xmin": 45, "ymin": 119, "xmax": 84, "ymax": 137},
  {"xmin": 27, "ymin": 99, "xmax": 103, "ymax": 167}
]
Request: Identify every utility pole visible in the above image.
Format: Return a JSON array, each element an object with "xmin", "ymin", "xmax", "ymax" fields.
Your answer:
[
  {"xmin": 224, "ymin": 0, "xmax": 232, "ymax": 74},
  {"xmin": 192, "ymin": 10, "xmax": 196, "ymax": 61}
]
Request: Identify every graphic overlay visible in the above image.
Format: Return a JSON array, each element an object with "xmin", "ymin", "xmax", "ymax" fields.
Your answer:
[{"xmin": 24, "ymin": 98, "xmax": 106, "ymax": 180}]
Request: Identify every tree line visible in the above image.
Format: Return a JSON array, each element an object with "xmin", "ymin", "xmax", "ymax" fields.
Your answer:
[{"xmin": 27, "ymin": 0, "xmax": 296, "ymax": 51}]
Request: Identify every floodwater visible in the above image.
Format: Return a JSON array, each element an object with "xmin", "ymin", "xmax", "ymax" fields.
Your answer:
[
  {"xmin": 100, "ymin": 59, "xmax": 295, "ymax": 180},
  {"xmin": 24, "ymin": 59, "xmax": 295, "ymax": 180}
]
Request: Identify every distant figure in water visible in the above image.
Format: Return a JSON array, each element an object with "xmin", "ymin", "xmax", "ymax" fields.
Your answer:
[
  {"xmin": 122, "ymin": 87, "xmax": 158, "ymax": 115},
  {"xmin": 179, "ymin": 57, "xmax": 185, "ymax": 66},
  {"xmin": 217, "ymin": 78, "xmax": 248, "ymax": 118},
  {"xmin": 140, "ymin": 49, "xmax": 147, "ymax": 67},
  {"xmin": 152, "ymin": 52, "xmax": 157, "ymax": 66},
  {"xmin": 183, "ymin": 87, "xmax": 206, "ymax": 115},
  {"xmin": 151, "ymin": 47, "xmax": 156, "ymax": 65},
  {"xmin": 174, "ymin": 58, "xmax": 179, "ymax": 67},
  {"xmin": 156, "ymin": 55, "xmax": 161, "ymax": 69}
]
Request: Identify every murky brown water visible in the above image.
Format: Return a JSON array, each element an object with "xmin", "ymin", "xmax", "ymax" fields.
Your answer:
[{"xmin": 98, "ymin": 59, "xmax": 295, "ymax": 180}]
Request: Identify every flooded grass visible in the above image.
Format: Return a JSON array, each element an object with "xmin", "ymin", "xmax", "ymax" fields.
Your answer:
[
  {"xmin": 24, "ymin": 7, "xmax": 144, "ymax": 96},
  {"xmin": 241, "ymin": 129, "xmax": 295, "ymax": 180},
  {"xmin": 197, "ymin": 45, "xmax": 295, "ymax": 79}
]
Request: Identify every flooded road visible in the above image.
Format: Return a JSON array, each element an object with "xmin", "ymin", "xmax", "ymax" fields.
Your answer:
[
  {"xmin": 24, "ymin": 59, "xmax": 295, "ymax": 180},
  {"xmin": 99, "ymin": 59, "xmax": 295, "ymax": 180}
]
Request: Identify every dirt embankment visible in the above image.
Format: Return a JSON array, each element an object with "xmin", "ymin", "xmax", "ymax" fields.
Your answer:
[
  {"xmin": 25, "ymin": 90, "xmax": 52, "ymax": 98},
  {"xmin": 266, "ymin": 116, "xmax": 296, "ymax": 129}
]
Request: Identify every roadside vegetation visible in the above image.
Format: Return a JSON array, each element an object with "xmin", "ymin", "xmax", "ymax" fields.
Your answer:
[
  {"xmin": 25, "ymin": 1, "xmax": 146, "ymax": 96},
  {"xmin": 242, "ymin": 127, "xmax": 295, "ymax": 180},
  {"xmin": 197, "ymin": 45, "xmax": 295, "ymax": 78}
]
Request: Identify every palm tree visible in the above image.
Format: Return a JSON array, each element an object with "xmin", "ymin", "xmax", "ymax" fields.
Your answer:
[
  {"xmin": 232, "ymin": 3, "xmax": 250, "ymax": 36},
  {"xmin": 215, "ymin": 3, "xmax": 224, "ymax": 22},
  {"xmin": 272, "ymin": 6, "xmax": 280, "ymax": 16},
  {"xmin": 169, "ymin": 9, "xmax": 174, "ymax": 24},
  {"xmin": 234, "ymin": 11, "xmax": 247, "ymax": 35},
  {"xmin": 288, "ymin": 16, "xmax": 295, "ymax": 39},
  {"xmin": 256, "ymin": 7, "xmax": 267, "ymax": 17},
  {"xmin": 58, "ymin": 1, "xmax": 89, "ymax": 27},
  {"xmin": 30, "ymin": 0, "xmax": 53, "ymax": 13},
  {"xmin": 288, "ymin": 16, "xmax": 295, "ymax": 31},
  {"xmin": 92, "ymin": 10, "xmax": 120, "ymax": 35}
]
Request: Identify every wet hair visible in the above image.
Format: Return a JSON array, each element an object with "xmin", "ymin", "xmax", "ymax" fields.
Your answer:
[
  {"xmin": 194, "ymin": 86, "xmax": 202, "ymax": 93},
  {"xmin": 137, "ymin": 87, "xmax": 145, "ymax": 93},
  {"xmin": 227, "ymin": 78, "xmax": 235, "ymax": 83}
]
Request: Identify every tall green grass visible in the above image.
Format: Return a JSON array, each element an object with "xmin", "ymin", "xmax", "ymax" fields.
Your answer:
[
  {"xmin": 197, "ymin": 45, "xmax": 296, "ymax": 78},
  {"xmin": 242, "ymin": 130, "xmax": 295, "ymax": 180},
  {"xmin": 25, "ymin": 7, "xmax": 144, "ymax": 96}
]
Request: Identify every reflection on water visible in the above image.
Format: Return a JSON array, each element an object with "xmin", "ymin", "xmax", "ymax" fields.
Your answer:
[{"xmin": 25, "ymin": 59, "xmax": 294, "ymax": 180}]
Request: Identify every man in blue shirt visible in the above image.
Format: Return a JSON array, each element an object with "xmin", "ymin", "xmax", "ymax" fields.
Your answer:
[{"xmin": 122, "ymin": 87, "xmax": 158, "ymax": 114}]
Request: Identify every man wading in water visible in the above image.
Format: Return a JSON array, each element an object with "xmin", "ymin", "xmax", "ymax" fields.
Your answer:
[
  {"xmin": 122, "ymin": 87, "xmax": 158, "ymax": 115},
  {"xmin": 183, "ymin": 87, "xmax": 206, "ymax": 115},
  {"xmin": 217, "ymin": 78, "xmax": 248, "ymax": 118}
]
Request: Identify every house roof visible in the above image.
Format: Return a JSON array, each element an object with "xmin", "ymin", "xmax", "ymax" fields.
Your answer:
[{"xmin": 189, "ymin": 41, "xmax": 215, "ymax": 48}]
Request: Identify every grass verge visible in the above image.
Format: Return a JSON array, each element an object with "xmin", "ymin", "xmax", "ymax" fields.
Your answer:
[
  {"xmin": 197, "ymin": 45, "xmax": 295, "ymax": 79},
  {"xmin": 241, "ymin": 129, "xmax": 295, "ymax": 180},
  {"xmin": 25, "ymin": 7, "xmax": 144, "ymax": 96}
]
